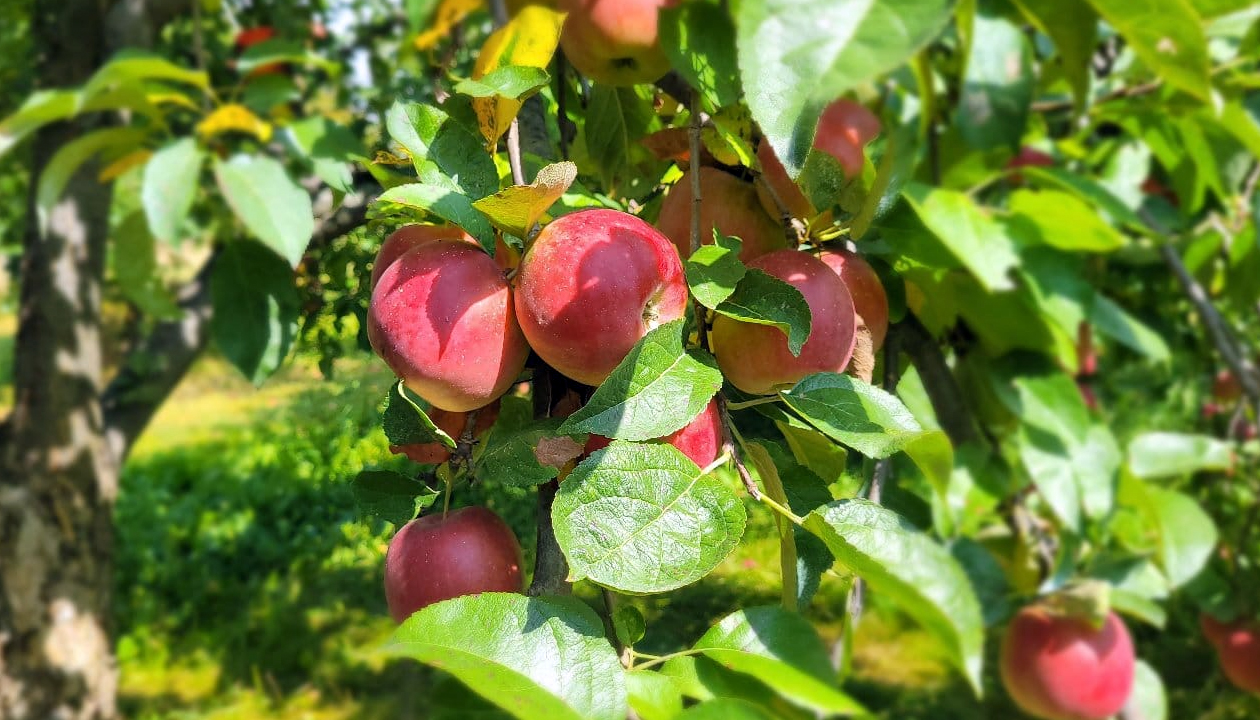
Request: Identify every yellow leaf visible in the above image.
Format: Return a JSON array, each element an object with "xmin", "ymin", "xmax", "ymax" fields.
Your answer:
[
  {"xmin": 196, "ymin": 104, "xmax": 273, "ymax": 143},
  {"xmin": 373, "ymin": 150, "xmax": 414, "ymax": 167},
  {"xmin": 471, "ymin": 160, "xmax": 576, "ymax": 237},
  {"xmin": 414, "ymin": 0, "xmax": 485, "ymax": 51},
  {"xmin": 98, "ymin": 149, "xmax": 153, "ymax": 182},
  {"xmin": 472, "ymin": 5, "xmax": 565, "ymax": 145},
  {"xmin": 146, "ymin": 92, "xmax": 200, "ymax": 111}
]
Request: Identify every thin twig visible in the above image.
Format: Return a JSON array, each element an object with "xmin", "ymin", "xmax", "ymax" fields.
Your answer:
[
  {"xmin": 686, "ymin": 90, "xmax": 712, "ymax": 352},
  {"xmin": 556, "ymin": 52, "xmax": 570, "ymax": 161},
  {"xmin": 716, "ymin": 392, "xmax": 761, "ymax": 500},
  {"xmin": 1030, "ymin": 80, "xmax": 1163, "ymax": 114}
]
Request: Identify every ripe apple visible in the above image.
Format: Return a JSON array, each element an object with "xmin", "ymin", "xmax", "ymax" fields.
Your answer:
[
  {"xmin": 585, "ymin": 398, "xmax": 722, "ymax": 466},
  {"xmin": 233, "ymin": 26, "xmax": 285, "ymax": 77},
  {"xmin": 656, "ymin": 167, "xmax": 788, "ymax": 263},
  {"xmin": 1213, "ymin": 369, "xmax": 1242, "ymax": 402},
  {"xmin": 390, "ymin": 402, "xmax": 501, "ymax": 464},
  {"xmin": 1000, "ymin": 606, "xmax": 1135, "ymax": 720},
  {"xmin": 513, "ymin": 208, "xmax": 688, "ymax": 386},
  {"xmin": 818, "ymin": 249, "xmax": 889, "ymax": 352},
  {"xmin": 368, "ymin": 240, "xmax": 530, "ymax": 412},
  {"xmin": 711, "ymin": 249, "xmax": 857, "ymax": 395},
  {"xmin": 384, "ymin": 507, "xmax": 524, "ymax": 622},
  {"xmin": 1203, "ymin": 616, "xmax": 1260, "ymax": 692},
  {"xmin": 558, "ymin": 0, "xmax": 675, "ymax": 87},
  {"xmin": 371, "ymin": 225, "xmax": 475, "ymax": 289},
  {"xmin": 756, "ymin": 98, "xmax": 881, "ymax": 220}
]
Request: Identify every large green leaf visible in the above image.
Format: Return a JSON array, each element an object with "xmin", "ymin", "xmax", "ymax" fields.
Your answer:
[
  {"xmin": 585, "ymin": 86, "xmax": 651, "ymax": 189},
  {"xmin": 387, "ymin": 593, "xmax": 627, "ymax": 720},
  {"xmin": 0, "ymin": 89, "xmax": 79, "ymax": 156},
  {"xmin": 660, "ymin": 2, "xmax": 741, "ymax": 109},
  {"xmin": 714, "ymin": 269, "xmax": 813, "ymax": 356},
  {"xmin": 1009, "ymin": 189, "xmax": 1128, "ymax": 252},
  {"xmin": 802, "ymin": 500, "xmax": 985, "ymax": 693},
  {"xmin": 957, "ymin": 6, "xmax": 1033, "ymax": 151},
  {"xmin": 350, "ymin": 470, "xmax": 438, "ymax": 526},
  {"xmin": 382, "ymin": 381, "xmax": 455, "ymax": 448},
  {"xmin": 1012, "ymin": 0, "xmax": 1096, "ymax": 107},
  {"xmin": 686, "ymin": 234, "xmax": 747, "ymax": 310},
  {"xmin": 214, "ymin": 155, "xmax": 314, "ymax": 267},
  {"xmin": 476, "ymin": 418, "xmax": 575, "ymax": 487},
  {"xmin": 902, "ymin": 183, "xmax": 1019, "ymax": 292},
  {"xmin": 559, "ymin": 321, "xmax": 722, "ymax": 441},
  {"xmin": 553, "ymin": 442, "xmax": 746, "ymax": 593},
  {"xmin": 36, "ymin": 127, "xmax": 150, "ymax": 233},
  {"xmin": 1125, "ymin": 432, "xmax": 1234, "ymax": 479},
  {"xmin": 385, "ymin": 101, "xmax": 498, "ymax": 200},
  {"xmin": 780, "ymin": 373, "xmax": 925, "ymax": 458},
  {"xmin": 454, "ymin": 66, "xmax": 551, "ymax": 100},
  {"xmin": 209, "ymin": 240, "xmax": 300, "ymax": 385},
  {"xmin": 1146, "ymin": 487, "xmax": 1218, "ymax": 589},
  {"xmin": 112, "ymin": 212, "xmax": 181, "ymax": 319},
  {"xmin": 143, "ymin": 137, "xmax": 205, "ymax": 244},
  {"xmin": 693, "ymin": 607, "xmax": 865, "ymax": 715},
  {"xmin": 737, "ymin": 0, "xmax": 951, "ymax": 177},
  {"xmin": 84, "ymin": 50, "xmax": 209, "ymax": 96},
  {"xmin": 376, "ymin": 181, "xmax": 495, "ymax": 253},
  {"xmin": 1082, "ymin": 0, "xmax": 1211, "ymax": 101},
  {"xmin": 1126, "ymin": 660, "xmax": 1167, "ymax": 720}
]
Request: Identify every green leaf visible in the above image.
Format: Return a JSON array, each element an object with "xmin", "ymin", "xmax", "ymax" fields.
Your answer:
[
  {"xmin": 780, "ymin": 373, "xmax": 925, "ymax": 458},
  {"xmin": 553, "ymin": 442, "xmax": 746, "ymax": 593},
  {"xmin": 559, "ymin": 320, "xmax": 723, "ymax": 441},
  {"xmin": 84, "ymin": 50, "xmax": 209, "ymax": 95},
  {"xmin": 674, "ymin": 699, "xmax": 776, "ymax": 720},
  {"xmin": 385, "ymin": 101, "xmax": 498, "ymax": 200},
  {"xmin": 1147, "ymin": 487, "xmax": 1218, "ymax": 589},
  {"xmin": 210, "ymin": 241, "xmax": 300, "ymax": 385},
  {"xmin": 236, "ymin": 39, "xmax": 341, "ymax": 76},
  {"xmin": 112, "ymin": 212, "xmax": 181, "ymax": 319},
  {"xmin": 714, "ymin": 269, "xmax": 812, "ymax": 356},
  {"xmin": 693, "ymin": 607, "xmax": 864, "ymax": 715},
  {"xmin": 1126, "ymin": 432, "xmax": 1234, "ymax": 479},
  {"xmin": 0, "ymin": 89, "xmax": 79, "ymax": 157},
  {"xmin": 143, "ymin": 137, "xmax": 205, "ymax": 244},
  {"xmin": 1019, "ymin": 166, "xmax": 1146, "ymax": 232},
  {"xmin": 737, "ymin": 0, "xmax": 951, "ymax": 177},
  {"xmin": 802, "ymin": 500, "xmax": 985, "ymax": 693},
  {"xmin": 383, "ymin": 381, "xmax": 456, "ymax": 448},
  {"xmin": 612, "ymin": 606, "xmax": 646, "ymax": 648},
  {"xmin": 37, "ymin": 127, "xmax": 150, "ymax": 234},
  {"xmin": 350, "ymin": 470, "xmax": 437, "ymax": 526},
  {"xmin": 1084, "ymin": 0, "xmax": 1211, "ymax": 101},
  {"xmin": 686, "ymin": 234, "xmax": 747, "ymax": 309},
  {"xmin": 1011, "ymin": 0, "xmax": 1097, "ymax": 109},
  {"xmin": 472, "ymin": 161, "xmax": 577, "ymax": 237},
  {"xmin": 387, "ymin": 593, "xmax": 627, "ymax": 720},
  {"xmin": 376, "ymin": 181, "xmax": 495, "ymax": 253},
  {"xmin": 1088, "ymin": 293, "xmax": 1172, "ymax": 363},
  {"xmin": 957, "ymin": 7, "xmax": 1033, "ymax": 151},
  {"xmin": 902, "ymin": 183, "xmax": 1019, "ymax": 292},
  {"xmin": 660, "ymin": 2, "xmax": 741, "ymax": 109},
  {"xmin": 1009, "ymin": 189, "xmax": 1128, "ymax": 252},
  {"xmin": 283, "ymin": 116, "xmax": 364, "ymax": 193},
  {"xmin": 475, "ymin": 417, "xmax": 574, "ymax": 487},
  {"xmin": 585, "ymin": 86, "xmax": 651, "ymax": 189},
  {"xmin": 1126, "ymin": 660, "xmax": 1168, "ymax": 720},
  {"xmin": 625, "ymin": 672, "xmax": 683, "ymax": 720},
  {"xmin": 214, "ymin": 155, "xmax": 314, "ymax": 267},
  {"xmin": 455, "ymin": 65, "xmax": 551, "ymax": 100}
]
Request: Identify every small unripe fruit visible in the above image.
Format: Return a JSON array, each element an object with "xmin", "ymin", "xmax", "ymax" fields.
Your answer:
[
  {"xmin": 585, "ymin": 398, "xmax": 722, "ymax": 467},
  {"xmin": 514, "ymin": 209, "xmax": 688, "ymax": 386},
  {"xmin": 657, "ymin": 168, "xmax": 788, "ymax": 263},
  {"xmin": 1000, "ymin": 607, "xmax": 1135, "ymax": 720},
  {"xmin": 368, "ymin": 240, "xmax": 529, "ymax": 412},
  {"xmin": 558, "ymin": 0, "xmax": 675, "ymax": 86},
  {"xmin": 384, "ymin": 507, "xmax": 524, "ymax": 622},
  {"xmin": 712, "ymin": 250, "xmax": 857, "ymax": 395},
  {"xmin": 818, "ymin": 249, "xmax": 889, "ymax": 352}
]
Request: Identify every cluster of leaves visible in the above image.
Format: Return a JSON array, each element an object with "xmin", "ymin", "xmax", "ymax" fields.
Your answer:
[{"xmin": 344, "ymin": 0, "xmax": 1260, "ymax": 718}]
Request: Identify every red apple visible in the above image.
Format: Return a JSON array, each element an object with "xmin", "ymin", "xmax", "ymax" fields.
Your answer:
[
  {"xmin": 1214, "ymin": 369, "xmax": 1242, "ymax": 402},
  {"xmin": 384, "ymin": 507, "xmax": 524, "ymax": 622},
  {"xmin": 390, "ymin": 402, "xmax": 500, "ymax": 465},
  {"xmin": 711, "ymin": 249, "xmax": 857, "ymax": 395},
  {"xmin": 1008, "ymin": 147, "xmax": 1055, "ymax": 170},
  {"xmin": 585, "ymin": 398, "xmax": 722, "ymax": 466},
  {"xmin": 1204, "ymin": 617, "xmax": 1260, "ymax": 693},
  {"xmin": 1000, "ymin": 607, "xmax": 1135, "ymax": 720},
  {"xmin": 371, "ymin": 225, "xmax": 474, "ymax": 289},
  {"xmin": 368, "ymin": 240, "xmax": 529, "ymax": 412},
  {"xmin": 558, "ymin": 0, "xmax": 676, "ymax": 86},
  {"xmin": 513, "ymin": 208, "xmax": 688, "ymax": 386},
  {"xmin": 818, "ymin": 249, "xmax": 889, "ymax": 352},
  {"xmin": 234, "ymin": 26, "xmax": 285, "ymax": 77},
  {"xmin": 656, "ymin": 167, "xmax": 788, "ymax": 263},
  {"xmin": 755, "ymin": 98, "xmax": 881, "ymax": 220}
]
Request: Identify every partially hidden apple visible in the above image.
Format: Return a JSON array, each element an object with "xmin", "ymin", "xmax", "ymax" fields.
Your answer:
[
  {"xmin": 1213, "ymin": 369, "xmax": 1242, "ymax": 402},
  {"xmin": 818, "ymin": 248, "xmax": 889, "ymax": 352},
  {"xmin": 585, "ymin": 398, "xmax": 722, "ymax": 466},
  {"xmin": 368, "ymin": 240, "xmax": 529, "ymax": 412},
  {"xmin": 371, "ymin": 225, "xmax": 475, "ymax": 289},
  {"xmin": 390, "ymin": 402, "xmax": 500, "ymax": 465},
  {"xmin": 656, "ymin": 167, "xmax": 788, "ymax": 263},
  {"xmin": 1203, "ymin": 615, "xmax": 1260, "ymax": 693},
  {"xmin": 756, "ymin": 98, "xmax": 881, "ymax": 220},
  {"xmin": 384, "ymin": 506, "xmax": 524, "ymax": 622},
  {"xmin": 558, "ymin": 0, "xmax": 675, "ymax": 87},
  {"xmin": 513, "ymin": 208, "xmax": 688, "ymax": 386},
  {"xmin": 1000, "ymin": 606, "xmax": 1135, "ymax": 720},
  {"xmin": 711, "ymin": 249, "xmax": 857, "ymax": 395}
]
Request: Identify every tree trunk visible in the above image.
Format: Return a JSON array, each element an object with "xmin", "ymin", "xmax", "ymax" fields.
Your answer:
[{"xmin": 0, "ymin": 0, "xmax": 119, "ymax": 716}]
